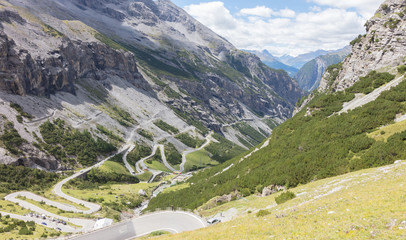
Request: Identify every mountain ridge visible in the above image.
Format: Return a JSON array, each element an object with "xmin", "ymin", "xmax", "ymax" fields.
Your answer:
[
  {"xmin": 0, "ymin": 0, "xmax": 303, "ymax": 169},
  {"xmin": 244, "ymin": 49, "xmax": 299, "ymax": 77},
  {"xmin": 294, "ymin": 46, "xmax": 351, "ymax": 92}
]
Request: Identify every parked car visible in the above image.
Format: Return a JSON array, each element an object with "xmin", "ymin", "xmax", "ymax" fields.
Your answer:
[
  {"xmin": 207, "ymin": 218, "xmax": 221, "ymax": 224},
  {"xmin": 41, "ymin": 222, "xmax": 47, "ymax": 226}
]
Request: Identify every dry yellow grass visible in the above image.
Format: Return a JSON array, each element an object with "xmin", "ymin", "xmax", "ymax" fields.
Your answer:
[
  {"xmin": 153, "ymin": 161, "xmax": 406, "ymax": 240},
  {"xmin": 368, "ymin": 119, "xmax": 406, "ymax": 142}
]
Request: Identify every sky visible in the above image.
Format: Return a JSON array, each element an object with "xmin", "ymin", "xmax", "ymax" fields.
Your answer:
[{"xmin": 171, "ymin": 0, "xmax": 385, "ymax": 56}]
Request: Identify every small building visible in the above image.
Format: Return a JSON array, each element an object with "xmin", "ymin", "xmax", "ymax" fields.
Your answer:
[{"xmin": 93, "ymin": 218, "xmax": 113, "ymax": 230}]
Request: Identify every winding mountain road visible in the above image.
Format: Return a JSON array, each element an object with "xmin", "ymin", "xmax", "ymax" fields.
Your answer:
[
  {"xmin": 4, "ymin": 148, "xmax": 127, "ymax": 232},
  {"xmin": 70, "ymin": 211, "xmax": 207, "ymax": 240},
  {"xmin": 180, "ymin": 132, "xmax": 214, "ymax": 172},
  {"xmin": 2, "ymin": 112, "xmax": 210, "ymax": 237},
  {"xmin": 159, "ymin": 144, "xmax": 178, "ymax": 173},
  {"xmin": 3, "ymin": 143, "xmax": 207, "ymax": 236}
]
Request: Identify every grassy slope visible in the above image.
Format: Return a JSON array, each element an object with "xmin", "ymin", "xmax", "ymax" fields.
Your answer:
[
  {"xmin": 0, "ymin": 223, "xmax": 62, "ymax": 240},
  {"xmin": 99, "ymin": 161, "xmax": 131, "ymax": 176},
  {"xmin": 368, "ymin": 119, "xmax": 406, "ymax": 142},
  {"xmin": 146, "ymin": 73, "xmax": 406, "ymax": 211},
  {"xmin": 155, "ymin": 161, "xmax": 406, "ymax": 240},
  {"xmin": 145, "ymin": 160, "xmax": 171, "ymax": 172},
  {"xmin": 184, "ymin": 149, "xmax": 219, "ymax": 172},
  {"xmin": 62, "ymin": 183, "xmax": 159, "ymax": 203}
]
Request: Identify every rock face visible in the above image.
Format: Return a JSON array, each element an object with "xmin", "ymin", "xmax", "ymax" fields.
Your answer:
[
  {"xmin": 7, "ymin": 0, "xmax": 302, "ymax": 122},
  {"xmin": 0, "ymin": 10, "xmax": 150, "ymax": 97},
  {"xmin": 294, "ymin": 46, "xmax": 351, "ymax": 92},
  {"xmin": 319, "ymin": 0, "xmax": 406, "ymax": 92}
]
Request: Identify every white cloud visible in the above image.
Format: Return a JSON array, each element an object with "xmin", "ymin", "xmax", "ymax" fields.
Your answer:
[
  {"xmin": 240, "ymin": 6, "xmax": 274, "ymax": 18},
  {"xmin": 184, "ymin": 2, "xmax": 368, "ymax": 56},
  {"xmin": 239, "ymin": 6, "xmax": 296, "ymax": 18},
  {"xmin": 278, "ymin": 8, "xmax": 296, "ymax": 18},
  {"xmin": 184, "ymin": 2, "xmax": 237, "ymax": 30},
  {"xmin": 310, "ymin": 6, "xmax": 322, "ymax": 12},
  {"xmin": 307, "ymin": 0, "xmax": 384, "ymax": 19}
]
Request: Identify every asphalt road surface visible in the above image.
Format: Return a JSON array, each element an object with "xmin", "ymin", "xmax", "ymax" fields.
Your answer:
[{"xmin": 71, "ymin": 211, "xmax": 207, "ymax": 240}]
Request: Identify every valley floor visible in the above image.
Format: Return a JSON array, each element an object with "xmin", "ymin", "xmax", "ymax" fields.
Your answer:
[{"xmin": 153, "ymin": 160, "xmax": 406, "ymax": 239}]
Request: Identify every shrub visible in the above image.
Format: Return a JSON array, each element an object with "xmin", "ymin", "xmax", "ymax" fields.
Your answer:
[
  {"xmin": 154, "ymin": 120, "xmax": 179, "ymax": 134},
  {"xmin": 347, "ymin": 71, "xmax": 395, "ymax": 94},
  {"xmin": 137, "ymin": 129, "xmax": 154, "ymax": 141},
  {"xmin": 275, "ymin": 191, "xmax": 296, "ymax": 205},
  {"xmin": 10, "ymin": 103, "xmax": 32, "ymax": 119},
  {"xmin": 256, "ymin": 209, "xmax": 271, "ymax": 217},
  {"xmin": 127, "ymin": 144, "xmax": 152, "ymax": 165},
  {"xmin": 18, "ymin": 227, "xmax": 33, "ymax": 235},
  {"xmin": 39, "ymin": 119, "xmax": 116, "ymax": 166},
  {"xmin": 149, "ymin": 231, "xmax": 169, "ymax": 236},
  {"xmin": 385, "ymin": 18, "xmax": 400, "ymax": 29},
  {"xmin": 164, "ymin": 143, "xmax": 182, "ymax": 165},
  {"xmin": 175, "ymin": 133, "xmax": 204, "ymax": 148},
  {"xmin": 205, "ymin": 133, "xmax": 245, "ymax": 163},
  {"xmin": 96, "ymin": 124, "xmax": 123, "ymax": 142},
  {"xmin": 240, "ymin": 188, "xmax": 251, "ymax": 197},
  {"xmin": 256, "ymin": 184, "xmax": 264, "ymax": 193},
  {"xmin": 397, "ymin": 65, "xmax": 406, "ymax": 74},
  {"xmin": 16, "ymin": 115, "xmax": 23, "ymax": 123},
  {"xmin": 0, "ymin": 121, "xmax": 25, "ymax": 155},
  {"xmin": 0, "ymin": 164, "xmax": 60, "ymax": 193},
  {"xmin": 350, "ymin": 34, "xmax": 363, "ymax": 46}
]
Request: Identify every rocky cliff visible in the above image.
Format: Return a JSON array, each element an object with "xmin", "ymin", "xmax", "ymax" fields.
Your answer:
[
  {"xmin": 319, "ymin": 0, "xmax": 406, "ymax": 92},
  {"xmin": 294, "ymin": 0, "xmax": 406, "ymax": 115},
  {"xmin": 0, "ymin": 0, "xmax": 304, "ymax": 169},
  {"xmin": 0, "ymin": 11, "xmax": 150, "ymax": 97}
]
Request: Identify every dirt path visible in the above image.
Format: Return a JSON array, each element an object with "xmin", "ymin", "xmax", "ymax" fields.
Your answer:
[{"xmin": 339, "ymin": 75, "xmax": 404, "ymax": 114}]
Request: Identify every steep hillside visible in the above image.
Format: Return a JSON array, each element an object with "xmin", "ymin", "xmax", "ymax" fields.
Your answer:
[
  {"xmin": 7, "ymin": 0, "xmax": 303, "ymax": 144},
  {"xmin": 0, "ymin": 0, "xmax": 303, "ymax": 169},
  {"xmin": 294, "ymin": 46, "xmax": 351, "ymax": 91},
  {"xmin": 156, "ymin": 160, "xmax": 406, "ymax": 239},
  {"xmin": 245, "ymin": 50, "xmax": 299, "ymax": 77},
  {"xmin": 146, "ymin": 0, "xmax": 406, "ymax": 212}
]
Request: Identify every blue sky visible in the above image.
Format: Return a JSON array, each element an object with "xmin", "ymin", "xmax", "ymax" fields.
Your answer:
[
  {"xmin": 171, "ymin": 0, "xmax": 385, "ymax": 56},
  {"xmin": 173, "ymin": 0, "xmax": 315, "ymax": 14}
]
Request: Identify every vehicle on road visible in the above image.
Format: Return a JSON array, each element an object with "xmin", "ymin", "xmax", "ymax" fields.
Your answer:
[
  {"xmin": 207, "ymin": 218, "xmax": 220, "ymax": 224},
  {"xmin": 41, "ymin": 222, "xmax": 47, "ymax": 226}
]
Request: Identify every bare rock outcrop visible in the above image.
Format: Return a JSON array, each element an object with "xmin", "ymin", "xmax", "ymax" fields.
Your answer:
[
  {"xmin": 261, "ymin": 185, "xmax": 285, "ymax": 197},
  {"xmin": 0, "ymin": 9, "xmax": 151, "ymax": 97},
  {"xmin": 318, "ymin": 0, "xmax": 406, "ymax": 92}
]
